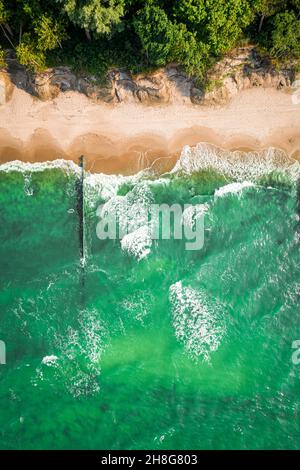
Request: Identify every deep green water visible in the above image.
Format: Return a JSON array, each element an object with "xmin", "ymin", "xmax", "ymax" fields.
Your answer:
[{"xmin": 0, "ymin": 144, "xmax": 300, "ymax": 450}]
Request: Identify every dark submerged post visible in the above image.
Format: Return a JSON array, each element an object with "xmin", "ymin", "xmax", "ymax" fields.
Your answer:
[
  {"xmin": 77, "ymin": 155, "xmax": 85, "ymax": 263},
  {"xmin": 76, "ymin": 155, "xmax": 85, "ymax": 310},
  {"xmin": 297, "ymin": 179, "xmax": 300, "ymax": 235}
]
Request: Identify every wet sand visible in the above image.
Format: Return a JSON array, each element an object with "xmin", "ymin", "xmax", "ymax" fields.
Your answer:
[{"xmin": 0, "ymin": 85, "xmax": 299, "ymax": 174}]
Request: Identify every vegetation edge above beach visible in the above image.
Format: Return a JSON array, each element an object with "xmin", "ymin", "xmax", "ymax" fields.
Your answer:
[{"xmin": 0, "ymin": 1, "xmax": 299, "ymax": 90}]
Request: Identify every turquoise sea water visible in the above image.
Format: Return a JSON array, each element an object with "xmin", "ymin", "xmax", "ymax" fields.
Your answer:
[{"xmin": 0, "ymin": 143, "xmax": 300, "ymax": 450}]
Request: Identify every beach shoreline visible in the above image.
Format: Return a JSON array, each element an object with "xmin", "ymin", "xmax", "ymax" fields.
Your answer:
[{"xmin": 0, "ymin": 85, "xmax": 300, "ymax": 174}]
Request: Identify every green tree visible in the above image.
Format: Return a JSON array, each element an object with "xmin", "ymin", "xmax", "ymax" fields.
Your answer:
[
  {"xmin": 133, "ymin": 2, "xmax": 209, "ymax": 78},
  {"xmin": 270, "ymin": 10, "xmax": 300, "ymax": 61},
  {"xmin": 203, "ymin": 0, "xmax": 254, "ymax": 55},
  {"xmin": 290, "ymin": 0, "xmax": 300, "ymax": 12},
  {"xmin": 16, "ymin": 33, "xmax": 46, "ymax": 70},
  {"xmin": 0, "ymin": 0, "xmax": 14, "ymax": 50},
  {"xmin": 0, "ymin": 0, "xmax": 9, "ymax": 23},
  {"xmin": 58, "ymin": 0, "xmax": 125, "ymax": 38},
  {"xmin": 0, "ymin": 0, "xmax": 299, "ymax": 83},
  {"xmin": 34, "ymin": 14, "xmax": 66, "ymax": 50},
  {"xmin": 0, "ymin": 0, "xmax": 7, "ymax": 67},
  {"xmin": 173, "ymin": 0, "xmax": 207, "ymax": 31},
  {"xmin": 16, "ymin": 13, "xmax": 67, "ymax": 72},
  {"xmin": 0, "ymin": 45, "xmax": 5, "ymax": 67},
  {"xmin": 174, "ymin": 0, "xmax": 254, "ymax": 55},
  {"xmin": 0, "ymin": 1, "xmax": 67, "ymax": 72},
  {"xmin": 253, "ymin": 0, "xmax": 285, "ymax": 32},
  {"xmin": 175, "ymin": 26, "xmax": 209, "ymax": 78},
  {"xmin": 133, "ymin": 3, "xmax": 176, "ymax": 66}
]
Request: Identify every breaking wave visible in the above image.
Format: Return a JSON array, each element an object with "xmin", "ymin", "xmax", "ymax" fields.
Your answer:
[
  {"xmin": 214, "ymin": 181, "xmax": 255, "ymax": 198},
  {"xmin": 169, "ymin": 281, "xmax": 227, "ymax": 362},
  {"xmin": 171, "ymin": 143, "xmax": 300, "ymax": 182},
  {"xmin": 0, "ymin": 158, "xmax": 81, "ymax": 175}
]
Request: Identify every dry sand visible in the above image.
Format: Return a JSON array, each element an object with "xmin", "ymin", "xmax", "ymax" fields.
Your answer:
[{"xmin": 0, "ymin": 85, "xmax": 300, "ymax": 174}]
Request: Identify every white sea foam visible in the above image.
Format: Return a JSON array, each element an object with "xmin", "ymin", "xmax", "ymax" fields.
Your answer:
[
  {"xmin": 97, "ymin": 180, "xmax": 154, "ymax": 259},
  {"xmin": 23, "ymin": 174, "xmax": 34, "ymax": 196},
  {"xmin": 121, "ymin": 290, "xmax": 154, "ymax": 323},
  {"xmin": 85, "ymin": 173, "xmax": 129, "ymax": 204},
  {"xmin": 169, "ymin": 281, "xmax": 226, "ymax": 362},
  {"xmin": 98, "ymin": 182, "xmax": 152, "ymax": 231},
  {"xmin": 84, "ymin": 169, "xmax": 148, "ymax": 205},
  {"xmin": 171, "ymin": 143, "xmax": 300, "ymax": 182},
  {"xmin": 52, "ymin": 308, "xmax": 108, "ymax": 397},
  {"xmin": 181, "ymin": 203, "xmax": 209, "ymax": 228},
  {"xmin": 42, "ymin": 355, "xmax": 59, "ymax": 366},
  {"xmin": 121, "ymin": 225, "xmax": 152, "ymax": 261},
  {"xmin": 1, "ymin": 144, "xmax": 299, "ymax": 184},
  {"xmin": 0, "ymin": 158, "xmax": 81, "ymax": 175},
  {"xmin": 214, "ymin": 181, "xmax": 254, "ymax": 198}
]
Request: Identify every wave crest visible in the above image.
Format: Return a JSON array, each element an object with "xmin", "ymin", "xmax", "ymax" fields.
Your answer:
[
  {"xmin": 169, "ymin": 281, "xmax": 226, "ymax": 362},
  {"xmin": 171, "ymin": 143, "xmax": 300, "ymax": 182}
]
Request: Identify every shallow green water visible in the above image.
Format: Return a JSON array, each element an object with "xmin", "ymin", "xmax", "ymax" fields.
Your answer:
[{"xmin": 1, "ymin": 146, "xmax": 300, "ymax": 449}]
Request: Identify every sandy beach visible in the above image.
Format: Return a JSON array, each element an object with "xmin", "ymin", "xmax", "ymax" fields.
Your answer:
[{"xmin": 0, "ymin": 85, "xmax": 300, "ymax": 174}]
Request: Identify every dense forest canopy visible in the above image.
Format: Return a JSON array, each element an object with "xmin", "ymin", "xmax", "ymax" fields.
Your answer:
[{"xmin": 0, "ymin": 1, "xmax": 299, "ymax": 79}]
